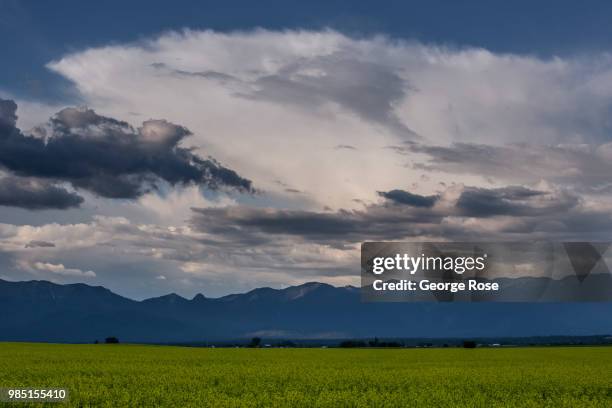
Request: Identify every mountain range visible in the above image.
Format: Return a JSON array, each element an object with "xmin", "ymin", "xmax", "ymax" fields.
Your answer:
[{"xmin": 1, "ymin": 278, "xmax": 611, "ymax": 343}]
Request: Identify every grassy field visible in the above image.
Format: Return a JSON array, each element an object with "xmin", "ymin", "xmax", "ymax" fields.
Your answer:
[{"xmin": 0, "ymin": 343, "xmax": 610, "ymax": 407}]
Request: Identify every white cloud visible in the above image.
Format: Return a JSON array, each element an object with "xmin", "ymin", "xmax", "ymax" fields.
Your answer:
[
  {"xmin": 0, "ymin": 216, "xmax": 131, "ymax": 252},
  {"xmin": 19, "ymin": 261, "xmax": 96, "ymax": 278},
  {"xmin": 0, "ymin": 214, "xmax": 362, "ymax": 296},
  {"xmin": 46, "ymin": 29, "xmax": 612, "ymax": 210},
  {"xmin": 136, "ymin": 185, "xmax": 236, "ymax": 225}
]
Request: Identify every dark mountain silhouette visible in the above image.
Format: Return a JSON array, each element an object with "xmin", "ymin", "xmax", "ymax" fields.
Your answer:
[{"xmin": 0, "ymin": 278, "xmax": 611, "ymax": 343}]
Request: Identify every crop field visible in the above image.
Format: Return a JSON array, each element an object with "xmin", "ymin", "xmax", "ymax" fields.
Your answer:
[{"xmin": 0, "ymin": 343, "xmax": 610, "ymax": 407}]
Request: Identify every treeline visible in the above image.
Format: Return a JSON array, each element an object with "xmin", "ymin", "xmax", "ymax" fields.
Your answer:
[
  {"xmin": 138, "ymin": 334, "xmax": 612, "ymax": 348},
  {"xmin": 339, "ymin": 338, "xmax": 478, "ymax": 348},
  {"xmin": 339, "ymin": 338, "xmax": 403, "ymax": 348}
]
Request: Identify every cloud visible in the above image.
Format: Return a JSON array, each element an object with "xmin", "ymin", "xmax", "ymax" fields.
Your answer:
[
  {"xmin": 229, "ymin": 54, "xmax": 416, "ymax": 138},
  {"xmin": 190, "ymin": 183, "xmax": 606, "ymax": 244},
  {"xmin": 19, "ymin": 261, "xmax": 96, "ymax": 278},
  {"xmin": 0, "ymin": 99, "xmax": 17, "ymax": 127},
  {"xmin": 45, "ymin": 29, "xmax": 612, "ymax": 212},
  {"xmin": 0, "ymin": 214, "xmax": 359, "ymax": 296},
  {"xmin": 409, "ymin": 142, "xmax": 612, "ymax": 193},
  {"xmin": 0, "ymin": 176, "xmax": 83, "ymax": 210},
  {"xmin": 136, "ymin": 184, "xmax": 236, "ymax": 224},
  {"xmin": 378, "ymin": 189, "xmax": 439, "ymax": 208},
  {"xmin": 0, "ymin": 216, "xmax": 131, "ymax": 252},
  {"xmin": 0, "ymin": 99, "xmax": 253, "ymax": 200},
  {"xmin": 0, "ymin": 182, "xmax": 608, "ymax": 297},
  {"xmin": 151, "ymin": 54, "xmax": 418, "ymax": 138},
  {"xmin": 24, "ymin": 240, "xmax": 56, "ymax": 248},
  {"xmin": 187, "ymin": 204, "xmax": 422, "ymax": 244},
  {"xmin": 4, "ymin": 29, "xmax": 612, "ymax": 296},
  {"xmin": 456, "ymin": 186, "xmax": 579, "ymax": 217}
]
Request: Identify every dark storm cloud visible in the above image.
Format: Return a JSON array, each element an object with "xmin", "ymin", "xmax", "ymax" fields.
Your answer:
[
  {"xmin": 0, "ymin": 176, "xmax": 83, "ymax": 210},
  {"xmin": 0, "ymin": 99, "xmax": 17, "ymax": 127},
  {"xmin": 190, "ymin": 184, "xmax": 599, "ymax": 245},
  {"xmin": 456, "ymin": 186, "xmax": 579, "ymax": 217},
  {"xmin": 0, "ymin": 99, "xmax": 253, "ymax": 199},
  {"xmin": 191, "ymin": 204, "xmax": 443, "ymax": 244},
  {"xmin": 378, "ymin": 189, "xmax": 439, "ymax": 208}
]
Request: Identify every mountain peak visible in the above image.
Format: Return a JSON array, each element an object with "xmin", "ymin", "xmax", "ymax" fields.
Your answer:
[
  {"xmin": 143, "ymin": 292, "xmax": 188, "ymax": 304},
  {"xmin": 283, "ymin": 282, "xmax": 334, "ymax": 300}
]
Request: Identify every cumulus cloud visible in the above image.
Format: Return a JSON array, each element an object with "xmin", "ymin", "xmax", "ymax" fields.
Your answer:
[
  {"xmin": 0, "ymin": 214, "xmax": 359, "ymax": 296},
  {"xmin": 0, "ymin": 176, "xmax": 83, "ymax": 210},
  {"xmin": 0, "ymin": 99, "xmax": 253, "ymax": 202},
  {"xmin": 44, "ymin": 29, "xmax": 612, "ymax": 211},
  {"xmin": 378, "ymin": 189, "xmax": 439, "ymax": 208},
  {"xmin": 19, "ymin": 261, "xmax": 96, "ymax": 278},
  {"xmin": 3, "ymin": 29, "xmax": 612, "ymax": 296}
]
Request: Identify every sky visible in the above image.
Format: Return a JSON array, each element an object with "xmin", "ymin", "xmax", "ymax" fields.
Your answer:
[{"xmin": 1, "ymin": 0, "xmax": 612, "ymax": 299}]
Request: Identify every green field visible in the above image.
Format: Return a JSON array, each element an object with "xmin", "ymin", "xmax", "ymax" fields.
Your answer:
[{"xmin": 0, "ymin": 343, "xmax": 610, "ymax": 407}]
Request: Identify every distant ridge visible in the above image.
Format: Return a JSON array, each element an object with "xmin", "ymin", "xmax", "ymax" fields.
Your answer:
[{"xmin": 1, "ymin": 278, "xmax": 611, "ymax": 343}]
